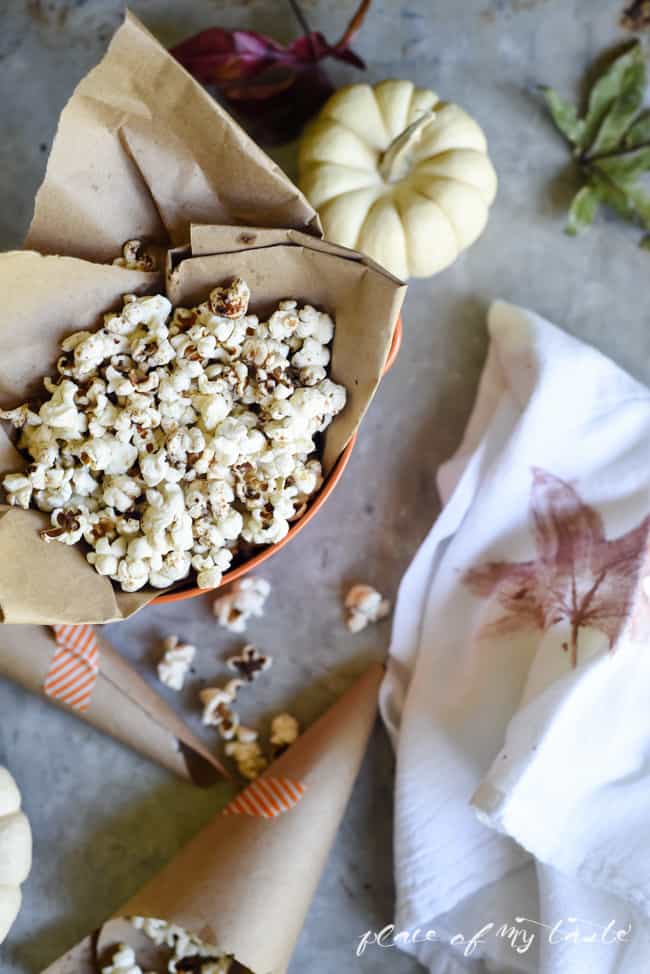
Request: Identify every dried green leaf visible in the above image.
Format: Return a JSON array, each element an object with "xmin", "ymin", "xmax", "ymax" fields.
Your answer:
[
  {"xmin": 541, "ymin": 87, "xmax": 584, "ymax": 146},
  {"xmin": 588, "ymin": 59, "xmax": 646, "ymax": 155},
  {"xmin": 565, "ymin": 185, "xmax": 601, "ymax": 235},
  {"xmin": 582, "ymin": 43, "xmax": 644, "ymax": 151},
  {"xmin": 640, "ymin": 234, "xmax": 650, "ymax": 250},
  {"xmin": 625, "ymin": 108, "xmax": 650, "ymax": 147},
  {"xmin": 627, "ymin": 184, "xmax": 650, "ymax": 228},
  {"xmin": 589, "ymin": 169, "xmax": 650, "ymax": 229},
  {"xmin": 592, "ymin": 145, "xmax": 650, "ymax": 181}
]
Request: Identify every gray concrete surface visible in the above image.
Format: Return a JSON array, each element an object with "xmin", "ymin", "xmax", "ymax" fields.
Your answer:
[{"xmin": 0, "ymin": 0, "xmax": 647, "ymax": 971}]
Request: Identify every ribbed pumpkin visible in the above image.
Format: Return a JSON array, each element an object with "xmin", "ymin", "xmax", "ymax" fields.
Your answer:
[
  {"xmin": 0, "ymin": 767, "xmax": 32, "ymax": 944},
  {"xmin": 299, "ymin": 79, "xmax": 497, "ymax": 279}
]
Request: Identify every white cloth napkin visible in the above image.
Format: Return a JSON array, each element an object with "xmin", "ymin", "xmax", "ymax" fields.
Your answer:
[{"xmin": 380, "ymin": 301, "xmax": 650, "ymax": 974}]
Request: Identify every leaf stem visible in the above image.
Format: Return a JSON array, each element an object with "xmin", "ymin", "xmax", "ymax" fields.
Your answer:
[
  {"xmin": 287, "ymin": 0, "xmax": 312, "ymax": 36},
  {"xmin": 336, "ymin": 0, "xmax": 372, "ymax": 50},
  {"xmin": 583, "ymin": 138, "xmax": 650, "ymax": 164}
]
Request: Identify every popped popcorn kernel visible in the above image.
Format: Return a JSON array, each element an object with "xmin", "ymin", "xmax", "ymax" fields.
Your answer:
[
  {"xmin": 157, "ymin": 635, "xmax": 196, "ymax": 691},
  {"xmin": 225, "ymin": 735, "xmax": 268, "ymax": 781},
  {"xmin": 130, "ymin": 917, "xmax": 233, "ymax": 973},
  {"xmin": 226, "ymin": 644, "xmax": 272, "ymax": 683},
  {"xmin": 112, "ymin": 238, "xmax": 158, "ymax": 272},
  {"xmin": 1, "ymin": 281, "xmax": 346, "ymax": 593},
  {"xmin": 344, "ymin": 584, "xmax": 392, "ymax": 633},
  {"xmin": 199, "ymin": 679, "xmax": 243, "ymax": 737},
  {"xmin": 213, "ymin": 577, "xmax": 271, "ymax": 633},
  {"xmin": 270, "ymin": 712, "xmax": 300, "ymax": 755}
]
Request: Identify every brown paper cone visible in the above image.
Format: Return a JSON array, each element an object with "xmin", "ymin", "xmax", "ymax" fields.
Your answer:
[
  {"xmin": 0, "ymin": 626, "xmax": 227, "ymax": 784},
  {"xmin": 41, "ymin": 664, "xmax": 382, "ymax": 974},
  {"xmin": 25, "ymin": 12, "xmax": 319, "ymax": 263}
]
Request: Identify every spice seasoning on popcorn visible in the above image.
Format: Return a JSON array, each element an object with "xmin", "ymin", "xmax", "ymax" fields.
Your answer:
[{"xmin": 0, "ymin": 279, "xmax": 346, "ymax": 594}]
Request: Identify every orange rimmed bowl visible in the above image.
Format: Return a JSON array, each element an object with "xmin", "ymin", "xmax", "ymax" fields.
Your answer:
[{"xmin": 154, "ymin": 316, "xmax": 403, "ymax": 604}]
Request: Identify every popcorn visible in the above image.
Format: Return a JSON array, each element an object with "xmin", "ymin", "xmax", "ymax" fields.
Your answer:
[
  {"xmin": 0, "ymin": 281, "xmax": 346, "ymax": 593},
  {"xmin": 157, "ymin": 635, "xmax": 196, "ymax": 691},
  {"xmin": 270, "ymin": 713, "xmax": 300, "ymax": 754},
  {"xmin": 208, "ymin": 277, "xmax": 250, "ymax": 318},
  {"xmin": 344, "ymin": 584, "xmax": 392, "ymax": 633},
  {"xmin": 199, "ymin": 679, "xmax": 242, "ymax": 737},
  {"xmin": 291, "ymin": 336, "xmax": 330, "ymax": 369},
  {"xmin": 40, "ymin": 507, "xmax": 89, "ymax": 544},
  {"xmin": 130, "ymin": 917, "xmax": 233, "ymax": 974},
  {"xmin": 112, "ymin": 238, "xmax": 158, "ymax": 272},
  {"xmin": 226, "ymin": 644, "xmax": 272, "ymax": 683},
  {"xmin": 213, "ymin": 578, "xmax": 271, "ymax": 633},
  {"xmin": 2, "ymin": 472, "xmax": 33, "ymax": 509},
  {"xmin": 101, "ymin": 943, "xmax": 148, "ymax": 974},
  {"xmin": 225, "ymin": 728, "xmax": 269, "ymax": 781}
]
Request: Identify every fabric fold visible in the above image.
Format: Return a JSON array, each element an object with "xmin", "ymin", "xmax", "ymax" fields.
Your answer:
[{"xmin": 381, "ymin": 301, "xmax": 650, "ymax": 973}]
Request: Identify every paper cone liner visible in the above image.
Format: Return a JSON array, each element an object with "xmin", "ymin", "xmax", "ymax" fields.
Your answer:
[
  {"xmin": 0, "ymin": 626, "xmax": 227, "ymax": 784},
  {"xmin": 25, "ymin": 12, "xmax": 318, "ymax": 262},
  {"xmin": 0, "ymin": 16, "xmax": 405, "ymax": 627},
  {"xmin": 40, "ymin": 663, "xmax": 382, "ymax": 974}
]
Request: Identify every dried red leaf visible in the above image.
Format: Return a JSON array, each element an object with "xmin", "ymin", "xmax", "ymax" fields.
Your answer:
[
  {"xmin": 464, "ymin": 469, "xmax": 650, "ymax": 667},
  {"xmin": 170, "ymin": 0, "xmax": 370, "ymax": 144}
]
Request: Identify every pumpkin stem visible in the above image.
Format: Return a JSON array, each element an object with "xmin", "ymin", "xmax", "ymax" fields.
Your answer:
[{"xmin": 379, "ymin": 111, "xmax": 434, "ymax": 183}]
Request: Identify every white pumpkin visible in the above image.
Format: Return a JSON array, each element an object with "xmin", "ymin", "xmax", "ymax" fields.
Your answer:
[
  {"xmin": 0, "ymin": 767, "xmax": 32, "ymax": 944},
  {"xmin": 299, "ymin": 79, "xmax": 497, "ymax": 279}
]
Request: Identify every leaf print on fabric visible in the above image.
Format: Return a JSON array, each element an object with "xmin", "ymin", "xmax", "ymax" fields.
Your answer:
[{"xmin": 464, "ymin": 469, "xmax": 650, "ymax": 666}]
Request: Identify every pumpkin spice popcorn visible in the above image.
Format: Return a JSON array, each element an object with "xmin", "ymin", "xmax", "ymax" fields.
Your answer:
[
  {"xmin": 226, "ymin": 644, "xmax": 272, "ymax": 683},
  {"xmin": 344, "ymin": 583, "xmax": 391, "ymax": 633},
  {"xmin": 0, "ymin": 280, "xmax": 346, "ymax": 594},
  {"xmin": 212, "ymin": 577, "xmax": 271, "ymax": 633},
  {"xmin": 157, "ymin": 636, "xmax": 196, "ymax": 692},
  {"xmin": 270, "ymin": 712, "xmax": 300, "ymax": 756}
]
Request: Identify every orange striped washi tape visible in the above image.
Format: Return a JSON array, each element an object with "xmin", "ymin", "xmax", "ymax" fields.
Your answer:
[
  {"xmin": 44, "ymin": 625, "xmax": 100, "ymax": 713},
  {"xmin": 222, "ymin": 776, "xmax": 306, "ymax": 819}
]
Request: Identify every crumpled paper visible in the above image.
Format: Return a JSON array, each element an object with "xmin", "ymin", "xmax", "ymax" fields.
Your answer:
[{"xmin": 0, "ymin": 13, "xmax": 405, "ymax": 625}]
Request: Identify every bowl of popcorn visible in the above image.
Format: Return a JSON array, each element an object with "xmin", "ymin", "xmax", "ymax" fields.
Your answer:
[{"xmin": 0, "ymin": 264, "xmax": 402, "ymax": 609}]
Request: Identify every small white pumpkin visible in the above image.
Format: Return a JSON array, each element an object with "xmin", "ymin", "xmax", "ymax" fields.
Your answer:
[
  {"xmin": 0, "ymin": 767, "xmax": 32, "ymax": 944},
  {"xmin": 299, "ymin": 79, "xmax": 497, "ymax": 279}
]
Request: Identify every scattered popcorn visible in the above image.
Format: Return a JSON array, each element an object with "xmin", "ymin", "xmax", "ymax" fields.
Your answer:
[
  {"xmin": 100, "ymin": 943, "xmax": 150, "ymax": 974},
  {"xmin": 226, "ymin": 644, "xmax": 272, "ymax": 683},
  {"xmin": 199, "ymin": 679, "xmax": 242, "ymax": 738},
  {"xmin": 225, "ymin": 727, "xmax": 269, "ymax": 781},
  {"xmin": 212, "ymin": 576, "xmax": 271, "ymax": 633},
  {"xmin": 344, "ymin": 584, "xmax": 392, "ymax": 633},
  {"xmin": 157, "ymin": 636, "xmax": 196, "ymax": 692},
  {"xmin": 0, "ymin": 279, "xmax": 346, "ymax": 593},
  {"xmin": 112, "ymin": 239, "xmax": 158, "ymax": 272},
  {"xmin": 130, "ymin": 917, "xmax": 233, "ymax": 973},
  {"xmin": 270, "ymin": 712, "xmax": 300, "ymax": 755}
]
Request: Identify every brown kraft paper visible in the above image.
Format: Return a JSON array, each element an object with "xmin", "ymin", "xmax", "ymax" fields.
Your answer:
[
  {"xmin": 0, "ymin": 14, "xmax": 405, "ymax": 624},
  {"xmin": 40, "ymin": 663, "xmax": 383, "ymax": 974},
  {"xmin": 0, "ymin": 625, "xmax": 227, "ymax": 784},
  {"xmin": 25, "ymin": 12, "xmax": 319, "ymax": 262}
]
